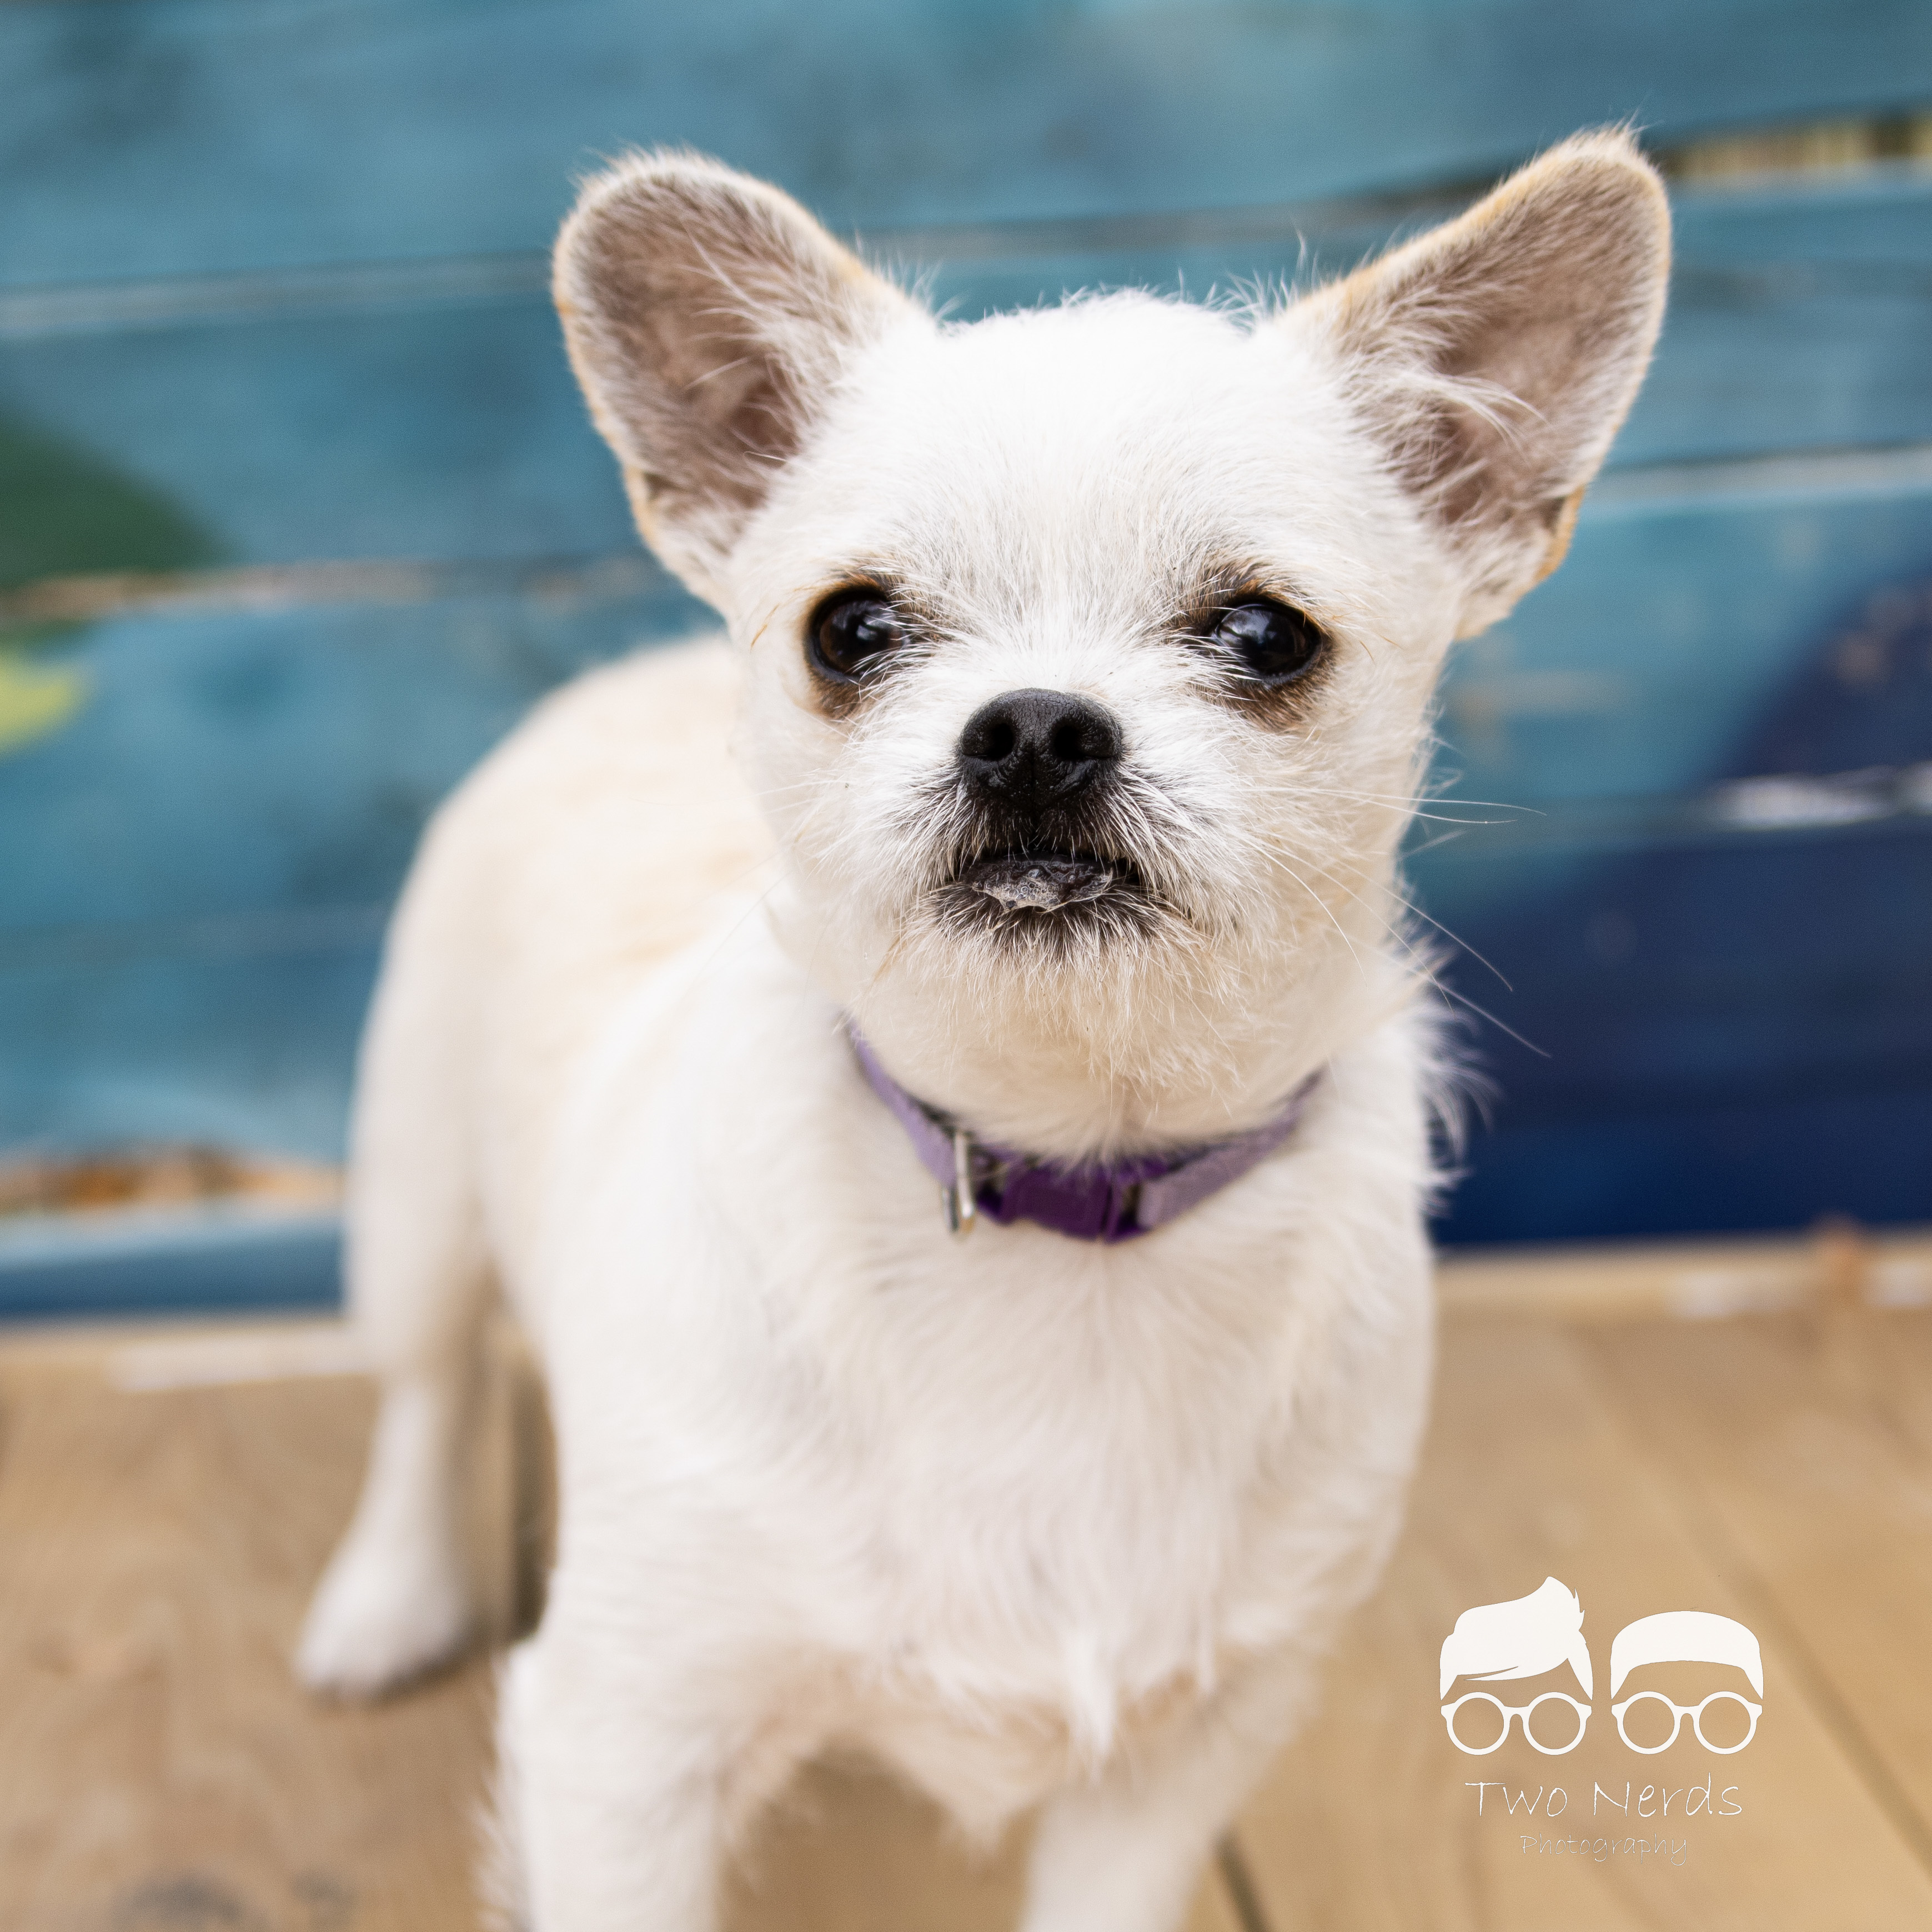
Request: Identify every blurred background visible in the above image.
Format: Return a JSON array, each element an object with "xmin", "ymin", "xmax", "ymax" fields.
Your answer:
[{"xmin": 4, "ymin": 0, "xmax": 1932, "ymax": 1318}]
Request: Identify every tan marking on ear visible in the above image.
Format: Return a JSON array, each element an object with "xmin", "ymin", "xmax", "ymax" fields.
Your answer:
[
  {"xmin": 1298, "ymin": 128, "xmax": 1670, "ymax": 634},
  {"xmin": 1454, "ymin": 485, "xmax": 1586, "ymax": 638},
  {"xmin": 1533, "ymin": 486, "xmax": 1587, "ymax": 586},
  {"xmin": 619, "ymin": 467, "xmax": 676, "ymax": 580}
]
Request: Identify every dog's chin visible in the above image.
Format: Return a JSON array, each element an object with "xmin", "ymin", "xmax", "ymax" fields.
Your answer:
[{"xmin": 933, "ymin": 850, "xmax": 1166, "ymax": 947}]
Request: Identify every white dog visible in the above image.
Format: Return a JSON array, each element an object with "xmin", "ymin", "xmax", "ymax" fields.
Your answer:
[{"xmin": 298, "ymin": 133, "xmax": 1668, "ymax": 1930}]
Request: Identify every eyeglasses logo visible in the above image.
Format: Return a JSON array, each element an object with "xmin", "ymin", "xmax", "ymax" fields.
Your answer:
[{"xmin": 1439, "ymin": 1578, "xmax": 1763, "ymax": 1757}]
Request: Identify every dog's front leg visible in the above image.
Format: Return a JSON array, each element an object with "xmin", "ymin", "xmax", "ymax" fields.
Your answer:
[
  {"xmin": 1020, "ymin": 1652, "xmax": 1320, "ymax": 1932},
  {"xmin": 496, "ymin": 1612, "xmax": 751, "ymax": 1932}
]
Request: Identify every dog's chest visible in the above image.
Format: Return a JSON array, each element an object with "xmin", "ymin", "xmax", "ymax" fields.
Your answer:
[
  {"xmin": 770, "ymin": 1247, "xmax": 1352, "ymax": 1780},
  {"xmin": 542, "ymin": 936, "xmax": 1429, "ymax": 1815},
  {"xmin": 820, "ymin": 1410, "xmax": 1247, "ymax": 1815}
]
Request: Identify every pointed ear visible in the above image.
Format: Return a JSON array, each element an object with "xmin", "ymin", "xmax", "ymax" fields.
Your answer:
[
  {"xmin": 553, "ymin": 152, "xmax": 921, "ymax": 603},
  {"xmin": 1298, "ymin": 129, "xmax": 1670, "ymax": 635}
]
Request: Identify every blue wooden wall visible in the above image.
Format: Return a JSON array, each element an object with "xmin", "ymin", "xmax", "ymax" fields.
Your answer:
[{"xmin": 4, "ymin": 0, "xmax": 1931, "ymax": 1311}]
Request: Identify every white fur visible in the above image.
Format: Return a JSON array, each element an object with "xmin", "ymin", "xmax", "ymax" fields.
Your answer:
[{"xmin": 299, "ymin": 135, "xmax": 1668, "ymax": 1930}]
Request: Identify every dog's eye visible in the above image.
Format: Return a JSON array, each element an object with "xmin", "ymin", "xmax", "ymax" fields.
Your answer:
[
  {"xmin": 809, "ymin": 589, "xmax": 906, "ymax": 681},
  {"xmin": 1210, "ymin": 600, "xmax": 1326, "ymax": 685}
]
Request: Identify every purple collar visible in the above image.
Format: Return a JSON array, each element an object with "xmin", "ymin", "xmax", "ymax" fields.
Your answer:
[{"xmin": 849, "ymin": 1028, "xmax": 1319, "ymax": 1244}]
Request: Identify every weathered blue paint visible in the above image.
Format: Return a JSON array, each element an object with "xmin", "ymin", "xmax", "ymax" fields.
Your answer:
[
  {"xmin": 0, "ymin": 935, "xmax": 379, "ymax": 1160},
  {"xmin": 4, "ymin": 475, "xmax": 1919, "ymax": 937},
  {"xmin": 1439, "ymin": 462, "xmax": 1932, "ymax": 821},
  {"xmin": 6, "ymin": 179, "xmax": 1932, "ymax": 581},
  {"xmin": 6, "ymin": 471, "xmax": 1929, "ymax": 1190},
  {"xmin": 1423, "ymin": 558, "xmax": 1932, "ymax": 1241},
  {"xmin": 0, "ymin": 578, "xmax": 702, "ymax": 934},
  {"xmin": 5, "ymin": 0, "xmax": 1931, "ymax": 1312},
  {"xmin": 1444, "ymin": 1086, "xmax": 1932, "ymax": 1246},
  {"xmin": 0, "ymin": 1211, "xmax": 340, "ymax": 1321},
  {"xmin": 0, "ymin": 578, "xmax": 700, "ymax": 1168},
  {"xmin": 7, "ymin": 0, "xmax": 1929, "ymax": 287}
]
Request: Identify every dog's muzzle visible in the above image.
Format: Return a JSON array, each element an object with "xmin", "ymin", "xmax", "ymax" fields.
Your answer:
[{"xmin": 948, "ymin": 687, "xmax": 1141, "ymax": 916}]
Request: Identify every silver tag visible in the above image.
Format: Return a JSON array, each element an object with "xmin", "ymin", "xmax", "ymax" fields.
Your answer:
[{"xmin": 942, "ymin": 1125, "xmax": 977, "ymax": 1238}]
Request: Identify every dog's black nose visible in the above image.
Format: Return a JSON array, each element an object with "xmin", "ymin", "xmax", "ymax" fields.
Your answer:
[{"xmin": 957, "ymin": 689, "xmax": 1121, "ymax": 817}]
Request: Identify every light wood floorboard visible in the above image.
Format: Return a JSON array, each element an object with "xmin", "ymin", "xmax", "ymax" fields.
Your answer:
[
  {"xmin": 0, "ymin": 1328, "xmax": 1236, "ymax": 1932},
  {"xmin": 1231, "ymin": 1313, "xmax": 1932, "ymax": 1931},
  {"xmin": 5, "ymin": 1283, "xmax": 1931, "ymax": 1929}
]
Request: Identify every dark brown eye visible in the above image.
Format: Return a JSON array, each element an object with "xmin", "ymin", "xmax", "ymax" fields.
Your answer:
[
  {"xmin": 809, "ymin": 588, "xmax": 905, "ymax": 681},
  {"xmin": 1210, "ymin": 600, "xmax": 1326, "ymax": 685}
]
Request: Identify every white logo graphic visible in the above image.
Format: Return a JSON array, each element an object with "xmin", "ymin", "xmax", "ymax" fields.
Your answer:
[
  {"xmin": 1439, "ymin": 1582, "xmax": 1764, "ymax": 1757},
  {"xmin": 1609, "ymin": 1610, "xmax": 1764, "ymax": 1754},
  {"xmin": 1439, "ymin": 1577, "xmax": 1593, "ymax": 1755}
]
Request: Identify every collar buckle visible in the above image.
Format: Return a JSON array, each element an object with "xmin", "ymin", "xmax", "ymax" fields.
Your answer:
[{"xmin": 941, "ymin": 1125, "xmax": 978, "ymax": 1238}]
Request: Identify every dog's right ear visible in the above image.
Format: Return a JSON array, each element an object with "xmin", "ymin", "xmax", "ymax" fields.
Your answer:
[
  {"xmin": 1293, "ymin": 129, "xmax": 1670, "ymax": 639},
  {"xmin": 554, "ymin": 152, "xmax": 920, "ymax": 604}
]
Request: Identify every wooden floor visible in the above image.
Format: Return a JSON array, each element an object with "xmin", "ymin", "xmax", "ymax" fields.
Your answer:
[{"xmin": 5, "ymin": 1241, "xmax": 1932, "ymax": 1931}]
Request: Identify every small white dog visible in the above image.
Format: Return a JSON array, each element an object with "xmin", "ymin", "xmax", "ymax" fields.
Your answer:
[{"xmin": 299, "ymin": 132, "xmax": 1668, "ymax": 1930}]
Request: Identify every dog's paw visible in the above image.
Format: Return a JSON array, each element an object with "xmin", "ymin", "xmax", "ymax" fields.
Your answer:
[{"xmin": 295, "ymin": 1527, "xmax": 473, "ymax": 1699}]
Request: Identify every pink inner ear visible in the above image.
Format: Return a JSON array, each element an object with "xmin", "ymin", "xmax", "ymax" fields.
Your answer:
[
  {"xmin": 1303, "ymin": 133, "xmax": 1668, "ymax": 622},
  {"xmin": 554, "ymin": 154, "xmax": 918, "ymax": 596},
  {"xmin": 559, "ymin": 180, "xmax": 812, "ymax": 520}
]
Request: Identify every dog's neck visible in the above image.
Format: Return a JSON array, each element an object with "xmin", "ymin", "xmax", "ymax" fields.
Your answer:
[
  {"xmin": 849, "ymin": 1023, "xmax": 1323, "ymax": 1241},
  {"xmin": 776, "ymin": 893, "xmax": 1416, "ymax": 1162}
]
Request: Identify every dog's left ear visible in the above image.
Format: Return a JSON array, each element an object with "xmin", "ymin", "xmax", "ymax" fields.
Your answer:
[
  {"xmin": 554, "ymin": 150, "xmax": 921, "ymax": 604},
  {"xmin": 1296, "ymin": 129, "xmax": 1670, "ymax": 636}
]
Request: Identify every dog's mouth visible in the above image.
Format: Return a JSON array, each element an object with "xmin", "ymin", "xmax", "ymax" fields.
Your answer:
[{"xmin": 946, "ymin": 849, "xmax": 1147, "ymax": 917}]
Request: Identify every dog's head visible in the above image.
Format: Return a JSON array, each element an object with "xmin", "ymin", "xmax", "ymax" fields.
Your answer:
[{"xmin": 554, "ymin": 138, "xmax": 1668, "ymax": 1151}]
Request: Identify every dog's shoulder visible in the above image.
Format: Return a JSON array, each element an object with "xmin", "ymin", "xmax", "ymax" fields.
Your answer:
[
  {"xmin": 377, "ymin": 633, "xmax": 777, "ymax": 1286},
  {"xmin": 455, "ymin": 632, "xmax": 749, "ymax": 824}
]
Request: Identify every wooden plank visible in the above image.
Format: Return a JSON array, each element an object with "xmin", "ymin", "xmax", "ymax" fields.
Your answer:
[
  {"xmin": 1438, "ymin": 1223, "xmax": 1932, "ymax": 1322},
  {"xmin": 0, "ymin": 586, "xmax": 701, "ymax": 1166},
  {"xmin": 7, "ymin": 178, "xmax": 1932, "ymax": 583},
  {"xmin": 8, "ymin": 0, "xmax": 1930, "ymax": 287},
  {"xmin": 928, "ymin": 172, "xmax": 1932, "ymax": 475},
  {"xmin": 1491, "ymin": 1224, "xmax": 1932, "ymax": 1312},
  {"xmin": 12, "ymin": 350, "xmax": 1932, "ymax": 826},
  {"xmin": 10, "ymin": 545, "xmax": 1926, "ymax": 940},
  {"xmin": 1434, "ymin": 468, "xmax": 1932, "ymax": 811},
  {"xmin": 12, "ymin": 804, "xmax": 1926, "ymax": 1241},
  {"xmin": 1230, "ymin": 1315, "xmax": 1932, "ymax": 1930},
  {"xmin": 0, "ymin": 583, "xmax": 702, "ymax": 934},
  {"xmin": 1413, "ymin": 815, "xmax": 1932, "ymax": 1093},
  {"xmin": 9, "ymin": 854, "xmax": 1929, "ymax": 1244},
  {"xmin": 3, "ymin": 471, "xmax": 1930, "ymax": 1233},
  {"xmin": 0, "ymin": 1324, "xmax": 1244, "ymax": 1931},
  {"xmin": 22, "ymin": 1207, "xmax": 1931, "ymax": 1364},
  {"xmin": 12, "ymin": 1297, "xmax": 1932, "ymax": 1925},
  {"xmin": 1437, "ymin": 1081, "xmax": 1932, "ymax": 1248},
  {"xmin": 0, "ymin": 1207, "xmax": 343, "ymax": 1322},
  {"xmin": 1583, "ymin": 1310, "xmax": 1932, "ymax": 1851},
  {"xmin": 725, "ymin": 1759, "xmax": 1244, "ymax": 1932},
  {"xmin": 0, "ymin": 1349, "xmax": 493, "ymax": 1931},
  {"xmin": 1417, "ymin": 814, "xmax": 1932, "ymax": 1031},
  {"xmin": 0, "ymin": 302, "xmax": 635, "ymax": 585},
  {"xmin": 1416, "ymin": 815, "xmax": 1932, "ymax": 1244},
  {"xmin": 0, "ymin": 937, "xmax": 375, "ymax": 1163},
  {"xmin": 1665, "ymin": 167, "xmax": 1932, "ymax": 266},
  {"xmin": 3, "ymin": 474, "xmax": 1927, "ymax": 941}
]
